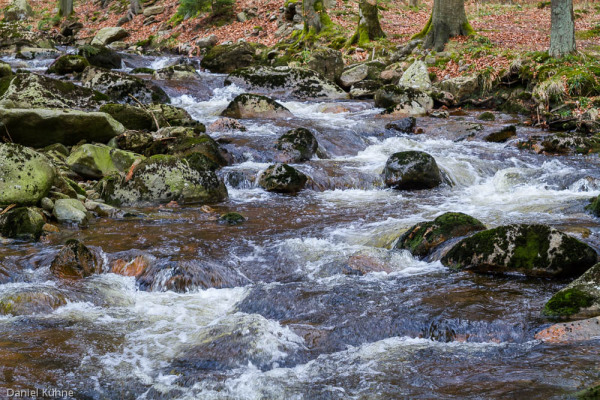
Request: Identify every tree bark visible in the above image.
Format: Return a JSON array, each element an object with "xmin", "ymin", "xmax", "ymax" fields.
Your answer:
[
  {"xmin": 348, "ymin": 0, "xmax": 385, "ymax": 46},
  {"xmin": 409, "ymin": 0, "xmax": 418, "ymax": 7},
  {"xmin": 303, "ymin": 0, "xmax": 332, "ymax": 34},
  {"xmin": 58, "ymin": 0, "xmax": 73, "ymax": 16},
  {"xmin": 549, "ymin": 0, "xmax": 576, "ymax": 57},
  {"xmin": 130, "ymin": 0, "xmax": 142, "ymax": 14},
  {"xmin": 416, "ymin": 0, "xmax": 473, "ymax": 51}
]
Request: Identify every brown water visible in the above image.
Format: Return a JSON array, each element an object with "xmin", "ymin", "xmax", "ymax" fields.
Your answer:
[{"xmin": 0, "ymin": 54, "xmax": 599, "ymax": 399}]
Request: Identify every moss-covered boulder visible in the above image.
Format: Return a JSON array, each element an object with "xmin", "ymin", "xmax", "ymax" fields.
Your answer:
[
  {"xmin": 153, "ymin": 64, "xmax": 199, "ymax": 80},
  {"xmin": 218, "ymin": 212, "xmax": 246, "ymax": 225},
  {"xmin": 484, "ymin": 125, "xmax": 517, "ymax": 143},
  {"xmin": 374, "ymin": 84, "xmax": 433, "ymax": 116},
  {"xmin": 0, "ymin": 287, "xmax": 68, "ymax": 316},
  {"xmin": 307, "ymin": 47, "xmax": 344, "ymax": 83},
  {"xmin": 91, "ymin": 27, "xmax": 129, "ymax": 46},
  {"xmin": 78, "ymin": 45, "xmax": 122, "ymax": 69},
  {"xmin": 66, "ymin": 144, "xmax": 142, "ymax": 179},
  {"xmin": 543, "ymin": 263, "xmax": 600, "ymax": 318},
  {"xmin": 115, "ymin": 131, "xmax": 155, "ymax": 154},
  {"xmin": 50, "ymin": 239, "xmax": 102, "ymax": 279},
  {"xmin": 147, "ymin": 104, "xmax": 202, "ymax": 131},
  {"xmin": 221, "ymin": 93, "xmax": 293, "ymax": 119},
  {"xmin": 339, "ymin": 61, "xmax": 385, "ymax": 89},
  {"xmin": 399, "ymin": 60, "xmax": 431, "ymax": 91},
  {"xmin": 99, "ymin": 103, "xmax": 154, "ymax": 131},
  {"xmin": 586, "ymin": 195, "xmax": 600, "ymax": 217},
  {"xmin": 0, "ymin": 207, "xmax": 45, "ymax": 240},
  {"xmin": 0, "ymin": 73, "xmax": 106, "ymax": 110},
  {"xmin": 46, "ymin": 55, "xmax": 90, "ymax": 75},
  {"xmin": 0, "ymin": 143, "xmax": 56, "ymax": 205},
  {"xmin": 0, "ymin": 61, "xmax": 12, "ymax": 78},
  {"xmin": 80, "ymin": 66, "xmax": 169, "ymax": 104},
  {"xmin": 396, "ymin": 212, "xmax": 486, "ymax": 259},
  {"xmin": 0, "ymin": 108, "xmax": 124, "ymax": 147},
  {"xmin": 383, "ymin": 151, "xmax": 442, "ymax": 190},
  {"xmin": 275, "ymin": 127, "xmax": 318, "ymax": 163},
  {"xmin": 259, "ymin": 163, "xmax": 307, "ymax": 194},
  {"xmin": 3, "ymin": 0, "xmax": 33, "ymax": 21},
  {"xmin": 52, "ymin": 199, "xmax": 90, "ymax": 224},
  {"xmin": 349, "ymin": 80, "xmax": 381, "ymax": 100},
  {"xmin": 478, "ymin": 111, "xmax": 496, "ymax": 121},
  {"xmin": 442, "ymin": 224, "xmax": 598, "ymax": 278},
  {"xmin": 224, "ymin": 66, "xmax": 348, "ymax": 100},
  {"xmin": 200, "ymin": 42, "xmax": 257, "ymax": 73},
  {"xmin": 98, "ymin": 155, "xmax": 228, "ymax": 206}
]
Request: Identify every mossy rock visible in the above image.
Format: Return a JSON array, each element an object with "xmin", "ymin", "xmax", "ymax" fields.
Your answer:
[
  {"xmin": 543, "ymin": 263, "xmax": 600, "ymax": 318},
  {"xmin": 50, "ymin": 239, "xmax": 102, "ymax": 279},
  {"xmin": 98, "ymin": 155, "xmax": 228, "ymax": 206},
  {"xmin": 0, "ymin": 72, "xmax": 106, "ymax": 110},
  {"xmin": 218, "ymin": 212, "xmax": 246, "ymax": 225},
  {"xmin": 115, "ymin": 130, "xmax": 155, "ymax": 154},
  {"xmin": 0, "ymin": 288, "xmax": 68, "ymax": 316},
  {"xmin": 47, "ymin": 55, "xmax": 90, "ymax": 75},
  {"xmin": 153, "ymin": 64, "xmax": 200, "ymax": 80},
  {"xmin": 78, "ymin": 44, "xmax": 122, "ymax": 69},
  {"xmin": 221, "ymin": 93, "xmax": 293, "ymax": 119},
  {"xmin": 259, "ymin": 163, "xmax": 307, "ymax": 194},
  {"xmin": 275, "ymin": 127, "xmax": 318, "ymax": 163},
  {"xmin": 100, "ymin": 103, "xmax": 154, "ymax": 131},
  {"xmin": 575, "ymin": 383, "xmax": 600, "ymax": 399},
  {"xmin": 171, "ymin": 135, "xmax": 227, "ymax": 167},
  {"xmin": 442, "ymin": 224, "xmax": 598, "ymax": 278},
  {"xmin": 0, "ymin": 143, "xmax": 56, "ymax": 206},
  {"xmin": 200, "ymin": 42, "xmax": 257, "ymax": 73},
  {"xmin": 66, "ymin": 143, "xmax": 142, "ymax": 179},
  {"xmin": 225, "ymin": 66, "xmax": 347, "ymax": 100},
  {"xmin": 383, "ymin": 151, "xmax": 442, "ymax": 190},
  {"xmin": 396, "ymin": 212, "xmax": 486, "ymax": 258},
  {"xmin": 0, "ymin": 61, "xmax": 12, "ymax": 78},
  {"xmin": 586, "ymin": 195, "xmax": 600, "ymax": 217},
  {"xmin": 0, "ymin": 108, "xmax": 124, "ymax": 147},
  {"xmin": 0, "ymin": 207, "xmax": 45, "ymax": 240},
  {"xmin": 306, "ymin": 47, "xmax": 344, "ymax": 82},
  {"xmin": 147, "ymin": 104, "xmax": 203, "ymax": 131},
  {"xmin": 477, "ymin": 111, "xmax": 496, "ymax": 121},
  {"xmin": 484, "ymin": 125, "xmax": 516, "ymax": 143},
  {"xmin": 374, "ymin": 84, "xmax": 433, "ymax": 116},
  {"xmin": 52, "ymin": 198, "xmax": 90, "ymax": 224}
]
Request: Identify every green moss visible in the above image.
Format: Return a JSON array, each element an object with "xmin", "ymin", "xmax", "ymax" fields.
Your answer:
[
  {"xmin": 484, "ymin": 125, "xmax": 516, "ymax": 143},
  {"xmin": 412, "ymin": 16, "xmax": 431, "ymax": 40},
  {"xmin": 218, "ymin": 212, "xmax": 246, "ymax": 225},
  {"xmin": 478, "ymin": 111, "xmax": 496, "ymax": 121},
  {"xmin": 585, "ymin": 195, "xmax": 600, "ymax": 217},
  {"xmin": 575, "ymin": 384, "xmax": 600, "ymax": 399},
  {"xmin": 543, "ymin": 288, "xmax": 594, "ymax": 317}
]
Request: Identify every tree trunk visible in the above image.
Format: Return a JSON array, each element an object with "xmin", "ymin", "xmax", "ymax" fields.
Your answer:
[
  {"xmin": 130, "ymin": 0, "xmax": 142, "ymax": 14},
  {"xmin": 549, "ymin": 0, "xmax": 576, "ymax": 57},
  {"xmin": 58, "ymin": 0, "xmax": 73, "ymax": 16},
  {"xmin": 348, "ymin": 0, "xmax": 385, "ymax": 46},
  {"xmin": 416, "ymin": 0, "xmax": 473, "ymax": 51},
  {"xmin": 303, "ymin": 0, "xmax": 332, "ymax": 34},
  {"xmin": 409, "ymin": 0, "xmax": 418, "ymax": 7}
]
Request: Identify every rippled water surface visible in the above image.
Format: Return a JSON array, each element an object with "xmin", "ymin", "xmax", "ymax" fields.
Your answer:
[{"xmin": 1, "ymin": 54, "xmax": 600, "ymax": 399}]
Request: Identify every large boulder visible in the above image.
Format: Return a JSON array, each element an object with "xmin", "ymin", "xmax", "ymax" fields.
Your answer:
[
  {"xmin": 224, "ymin": 66, "xmax": 348, "ymax": 100},
  {"xmin": 50, "ymin": 239, "xmax": 102, "ymax": 279},
  {"xmin": 383, "ymin": 151, "xmax": 442, "ymax": 190},
  {"xmin": 259, "ymin": 163, "xmax": 307, "ymax": 194},
  {"xmin": 307, "ymin": 48, "xmax": 344, "ymax": 83},
  {"xmin": 91, "ymin": 27, "xmax": 129, "ymax": 46},
  {"xmin": 200, "ymin": 42, "xmax": 257, "ymax": 73},
  {"xmin": 66, "ymin": 144, "xmax": 141, "ymax": 179},
  {"xmin": 221, "ymin": 93, "xmax": 293, "ymax": 119},
  {"xmin": 436, "ymin": 74, "xmax": 479, "ymax": 102},
  {"xmin": 0, "ymin": 207, "xmax": 45, "ymax": 240},
  {"xmin": 99, "ymin": 155, "xmax": 228, "ymax": 206},
  {"xmin": 78, "ymin": 45, "xmax": 122, "ymax": 69},
  {"xmin": 374, "ymin": 84, "xmax": 433, "ymax": 116},
  {"xmin": 399, "ymin": 60, "xmax": 431, "ymax": 90},
  {"xmin": 0, "ymin": 108, "xmax": 124, "ymax": 147},
  {"xmin": 80, "ymin": 66, "xmax": 169, "ymax": 104},
  {"xmin": 46, "ymin": 55, "xmax": 90, "ymax": 75},
  {"xmin": 543, "ymin": 263, "xmax": 600, "ymax": 318},
  {"xmin": 441, "ymin": 224, "xmax": 598, "ymax": 278},
  {"xmin": 396, "ymin": 212, "xmax": 486, "ymax": 259},
  {"xmin": 275, "ymin": 127, "xmax": 318, "ymax": 163},
  {"xmin": 52, "ymin": 198, "xmax": 90, "ymax": 224},
  {"xmin": 3, "ymin": 0, "xmax": 33, "ymax": 21},
  {"xmin": 0, "ymin": 143, "xmax": 55, "ymax": 205},
  {"xmin": 99, "ymin": 103, "xmax": 154, "ymax": 131},
  {"xmin": 0, "ymin": 73, "xmax": 106, "ymax": 110},
  {"xmin": 339, "ymin": 61, "xmax": 386, "ymax": 89}
]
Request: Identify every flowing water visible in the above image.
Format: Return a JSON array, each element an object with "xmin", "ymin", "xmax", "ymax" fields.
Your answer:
[{"xmin": 1, "ymin": 54, "xmax": 600, "ymax": 399}]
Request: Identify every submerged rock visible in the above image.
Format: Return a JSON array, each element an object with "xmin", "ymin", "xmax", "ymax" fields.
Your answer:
[
  {"xmin": 259, "ymin": 163, "xmax": 307, "ymax": 194},
  {"xmin": 221, "ymin": 93, "xmax": 293, "ymax": 119},
  {"xmin": 66, "ymin": 143, "xmax": 142, "ymax": 179},
  {"xmin": 46, "ymin": 55, "xmax": 90, "ymax": 75},
  {"xmin": 50, "ymin": 239, "xmax": 102, "ymax": 279},
  {"xmin": 374, "ymin": 84, "xmax": 433, "ymax": 116},
  {"xmin": 396, "ymin": 212, "xmax": 486, "ymax": 259},
  {"xmin": 442, "ymin": 224, "xmax": 598, "ymax": 278},
  {"xmin": 225, "ymin": 66, "xmax": 348, "ymax": 100},
  {"xmin": 200, "ymin": 42, "xmax": 257, "ymax": 73},
  {"xmin": 0, "ymin": 207, "xmax": 45, "ymax": 240},
  {"xmin": 484, "ymin": 125, "xmax": 517, "ymax": 143},
  {"xmin": 0, "ymin": 287, "xmax": 67, "ymax": 316},
  {"xmin": 543, "ymin": 263, "xmax": 600, "ymax": 318},
  {"xmin": 52, "ymin": 199, "xmax": 90, "ymax": 224},
  {"xmin": 275, "ymin": 127, "xmax": 318, "ymax": 163},
  {"xmin": 0, "ymin": 143, "xmax": 56, "ymax": 205},
  {"xmin": 99, "ymin": 155, "xmax": 228, "ymax": 206},
  {"xmin": 218, "ymin": 212, "xmax": 246, "ymax": 225},
  {"xmin": 0, "ymin": 108, "xmax": 125, "ymax": 147},
  {"xmin": 383, "ymin": 151, "xmax": 442, "ymax": 190}
]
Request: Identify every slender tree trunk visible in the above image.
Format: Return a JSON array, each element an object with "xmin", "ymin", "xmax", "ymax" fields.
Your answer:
[
  {"xmin": 303, "ymin": 0, "xmax": 332, "ymax": 33},
  {"xmin": 549, "ymin": 0, "xmax": 576, "ymax": 57},
  {"xmin": 348, "ymin": 0, "xmax": 385, "ymax": 46},
  {"xmin": 415, "ymin": 0, "xmax": 473, "ymax": 51},
  {"xmin": 58, "ymin": 0, "xmax": 73, "ymax": 16}
]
